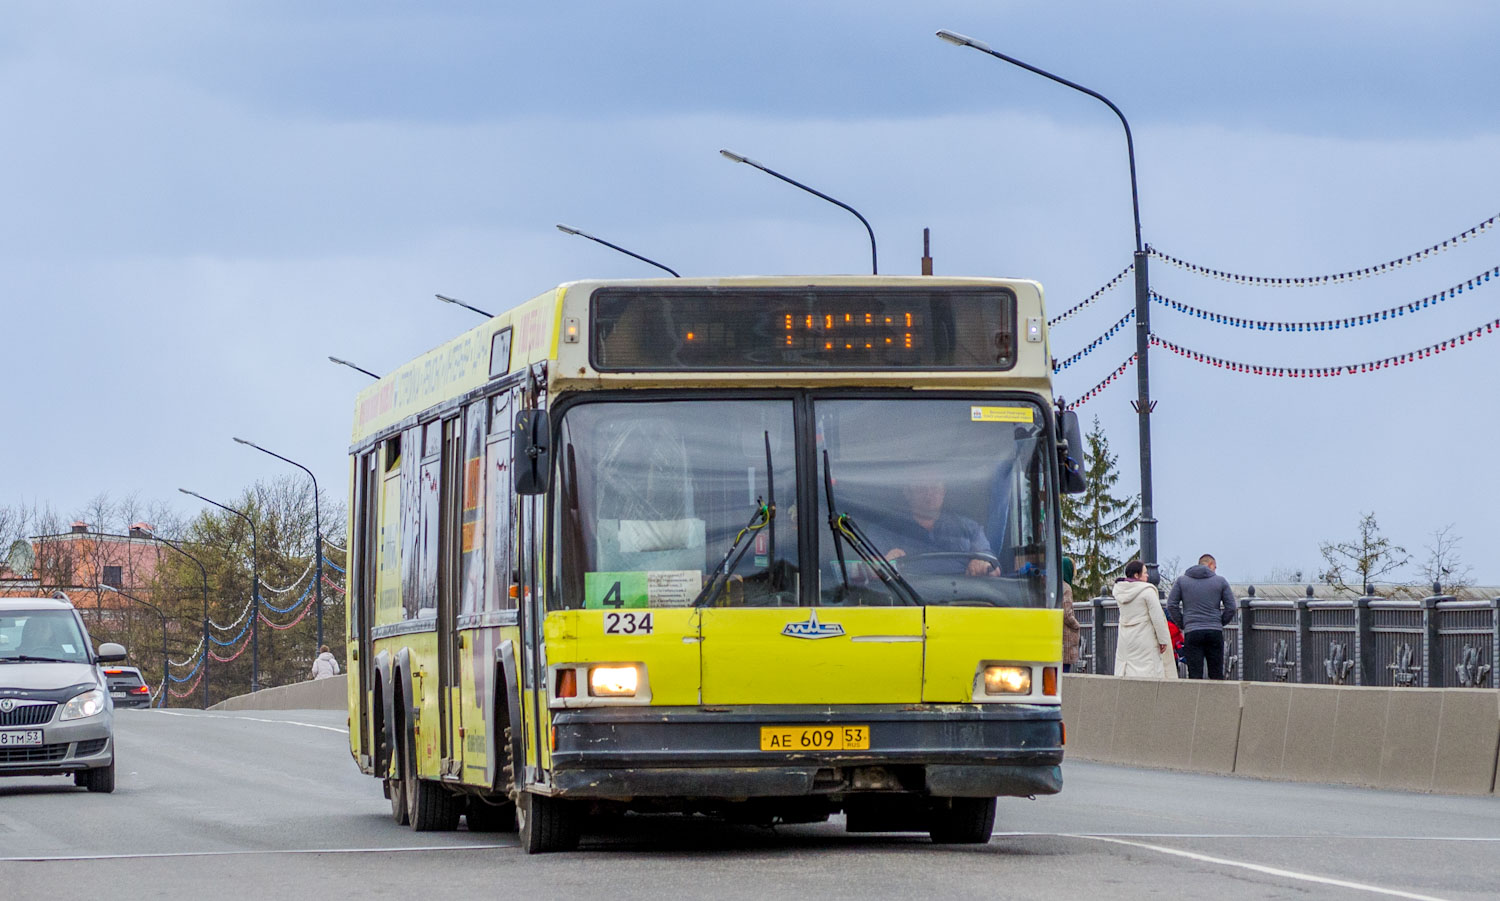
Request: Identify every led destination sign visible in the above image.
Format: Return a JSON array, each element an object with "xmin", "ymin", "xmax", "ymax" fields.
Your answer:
[{"xmin": 590, "ymin": 287, "xmax": 1017, "ymax": 371}]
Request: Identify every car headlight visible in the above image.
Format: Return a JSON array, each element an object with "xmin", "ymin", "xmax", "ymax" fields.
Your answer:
[
  {"xmin": 983, "ymin": 665, "xmax": 1032, "ymax": 695},
  {"xmin": 589, "ymin": 665, "xmax": 639, "ymax": 697},
  {"xmin": 59, "ymin": 689, "xmax": 108, "ymax": 721}
]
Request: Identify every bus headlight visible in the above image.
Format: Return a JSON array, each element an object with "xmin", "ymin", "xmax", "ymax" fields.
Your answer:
[
  {"xmin": 589, "ymin": 665, "xmax": 639, "ymax": 697},
  {"xmin": 983, "ymin": 665, "xmax": 1031, "ymax": 695},
  {"xmin": 59, "ymin": 689, "xmax": 108, "ymax": 721}
]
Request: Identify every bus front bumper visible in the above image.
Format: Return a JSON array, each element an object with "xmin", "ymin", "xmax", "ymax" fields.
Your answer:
[{"xmin": 548, "ymin": 704, "xmax": 1063, "ymax": 800}]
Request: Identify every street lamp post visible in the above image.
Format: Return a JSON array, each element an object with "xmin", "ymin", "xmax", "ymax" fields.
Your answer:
[
  {"xmin": 234, "ymin": 437, "xmax": 324, "ymax": 650},
  {"xmin": 936, "ymin": 29, "xmax": 1159, "ymax": 582},
  {"xmin": 180, "ymin": 489, "xmax": 262, "ymax": 692},
  {"xmin": 98, "ymin": 584, "xmax": 170, "ymax": 708},
  {"xmin": 554, "ymin": 225, "xmax": 680, "ymax": 277},
  {"xmin": 151, "ymin": 535, "xmax": 211, "ymax": 709},
  {"xmin": 719, "ymin": 150, "xmax": 879, "ymax": 275}
]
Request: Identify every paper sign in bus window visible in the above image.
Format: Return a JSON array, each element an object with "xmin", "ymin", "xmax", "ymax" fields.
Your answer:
[
  {"xmin": 970, "ymin": 406, "xmax": 1034, "ymax": 423},
  {"xmin": 584, "ymin": 570, "xmax": 702, "ymax": 609}
]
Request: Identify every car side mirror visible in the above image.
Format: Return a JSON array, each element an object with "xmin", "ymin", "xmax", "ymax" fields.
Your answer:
[
  {"xmin": 1057, "ymin": 409, "xmax": 1087, "ymax": 495},
  {"xmin": 96, "ymin": 642, "xmax": 127, "ymax": 664},
  {"xmin": 513, "ymin": 409, "xmax": 551, "ymax": 496}
]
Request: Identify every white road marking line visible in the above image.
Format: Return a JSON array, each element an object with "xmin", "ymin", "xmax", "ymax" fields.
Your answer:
[
  {"xmin": 0, "ymin": 844, "xmax": 513, "ymax": 863},
  {"xmin": 993, "ymin": 832, "xmax": 1500, "ymax": 842},
  {"xmin": 150, "ymin": 710, "xmax": 348, "ymax": 734},
  {"xmin": 1071, "ymin": 834, "xmax": 1455, "ymax": 901}
]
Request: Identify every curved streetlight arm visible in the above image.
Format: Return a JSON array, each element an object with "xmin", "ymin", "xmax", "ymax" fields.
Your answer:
[
  {"xmin": 555, "ymin": 224, "xmax": 680, "ymax": 277},
  {"xmin": 178, "ymin": 489, "xmax": 259, "ymax": 563},
  {"xmin": 935, "ymin": 30, "xmax": 1142, "ymax": 253},
  {"xmin": 434, "ymin": 294, "xmax": 494, "ymax": 318},
  {"xmin": 152, "ymin": 535, "xmax": 209, "ymax": 603},
  {"xmin": 720, "ymin": 149, "xmax": 878, "ymax": 274},
  {"xmin": 328, "ymin": 356, "xmax": 380, "ymax": 379}
]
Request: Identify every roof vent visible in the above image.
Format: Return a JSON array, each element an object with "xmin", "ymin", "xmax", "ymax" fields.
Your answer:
[
  {"xmin": 71, "ymin": 521, "xmax": 89, "ymax": 534},
  {"xmin": 128, "ymin": 523, "xmax": 153, "ymax": 539}
]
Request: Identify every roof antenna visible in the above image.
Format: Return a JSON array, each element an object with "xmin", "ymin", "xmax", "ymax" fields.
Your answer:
[{"xmin": 921, "ymin": 227, "xmax": 933, "ymax": 276}]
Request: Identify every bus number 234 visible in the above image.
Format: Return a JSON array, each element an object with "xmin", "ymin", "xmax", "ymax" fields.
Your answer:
[{"xmin": 604, "ymin": 611, "xmax": 653, "ymax": 635}]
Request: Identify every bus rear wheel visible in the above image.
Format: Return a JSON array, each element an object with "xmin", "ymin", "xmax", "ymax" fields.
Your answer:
[
  {"xmin": 403, "ymin": 729, "xmax": 460, "ymax": 831},
  {"xmin": 928, "ymin": 796, "xmax": 996, "ymax": 844},
  {"xmin": 517, "ymin": 791, "xmax": 580, "ymax": 853}
]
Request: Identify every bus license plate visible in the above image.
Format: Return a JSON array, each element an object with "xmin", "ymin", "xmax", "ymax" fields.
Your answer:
[
  {"xmin": 0, "ymin": 730, "xmax": 43, "ymax": 747},
  {"xmin": 759, "ymin": 725, "xmax": 869, "ymax": 751}
]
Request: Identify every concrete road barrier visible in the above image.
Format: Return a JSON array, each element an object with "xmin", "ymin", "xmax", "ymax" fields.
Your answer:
[
  {"xmin": 211, "ymin": 675, "xmax": 347, "ymax": 711},
  {"xmin": 1061, "ymin": 673, "xmax": 1499, "ymax": 795}
]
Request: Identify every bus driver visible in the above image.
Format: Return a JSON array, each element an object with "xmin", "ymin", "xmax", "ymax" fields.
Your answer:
[{"xmin": 871, "ymin": 476, "xmax": 998, "ymax": 577}]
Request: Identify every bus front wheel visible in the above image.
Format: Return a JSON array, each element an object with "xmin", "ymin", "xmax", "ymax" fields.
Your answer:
[
  {"xmin": 928, "ymin": 796, "xmax": 996, "ymax": 844},
  {"xmin": 517, "ymin": 791, "xmax": 581, "ymax": 853}
]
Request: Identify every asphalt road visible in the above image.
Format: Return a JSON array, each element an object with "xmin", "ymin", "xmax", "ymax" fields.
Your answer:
[{"xmin": 3, "ymin": 708, "xmax": 1499, "ymax": 900}]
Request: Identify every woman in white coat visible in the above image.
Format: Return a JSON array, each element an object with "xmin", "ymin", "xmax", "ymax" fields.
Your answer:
[{"xmin": 1112, "ymin": 560, "xmax": 1178, "ymax": 679}]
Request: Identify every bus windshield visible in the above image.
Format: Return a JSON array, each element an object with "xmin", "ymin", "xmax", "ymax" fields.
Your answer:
[
  {"xmin": 554, "ymin": 400, "xmax": 800, "ymax": 611},
  {"xmin": 815, "ymin": 398, "xmax": 1052, "ymax": 609},
  {"xmin": 552, "ymin": 396, "xmax": 1053, "ymax": 611}
]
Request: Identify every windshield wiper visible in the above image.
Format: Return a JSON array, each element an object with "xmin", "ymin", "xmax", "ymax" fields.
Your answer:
[
  {"xmin": 693, "ymin": 432, "xmax": 777, "ymax": 607},
  {"xmin": 822, "ymin": 450, "xmax": 921, "ymax": 606},
  {"xmin": 3, "ymin": 655, "xmax": 74, "ymax": 663}
]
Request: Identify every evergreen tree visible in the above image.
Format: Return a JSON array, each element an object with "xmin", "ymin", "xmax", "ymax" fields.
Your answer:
[{"xmin": 1061, "ymin": 416, "xmax": 1140, "ymax": 599}]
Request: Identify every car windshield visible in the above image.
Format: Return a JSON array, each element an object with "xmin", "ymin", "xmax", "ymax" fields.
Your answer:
[
  {"xmin": 0, "ymin": 610, "xmax": 91, "ymax": 663},
  {"xmin": 815, "ymin": 399, "xmax": 1053, "ymax": 608}
]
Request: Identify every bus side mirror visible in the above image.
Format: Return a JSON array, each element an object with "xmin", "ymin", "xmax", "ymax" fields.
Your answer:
[
  {"xmin": 513, "ymin": 409, "xmax": 551, "ymax": 495},
  {"xmin": 1058, "ymin": 409, "xmax": 1087, "ymax": 495}
]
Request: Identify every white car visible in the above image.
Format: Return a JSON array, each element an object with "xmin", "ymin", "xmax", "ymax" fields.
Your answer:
[{"xmin": 0, "ymin": 597, "xmax": 125, "ymax": 792}]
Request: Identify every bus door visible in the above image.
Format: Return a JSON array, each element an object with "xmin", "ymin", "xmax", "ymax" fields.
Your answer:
[
  {"xmin": 351, "ymin": 449, "xmax": 378, "ymax": 766},
  {"xmin": 437, "ymin": 415, "xmax": 463, "ymax": 775}
]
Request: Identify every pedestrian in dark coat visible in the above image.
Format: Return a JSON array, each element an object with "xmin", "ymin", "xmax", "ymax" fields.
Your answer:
[{"xmin": 1165, "ymin": 554, "xmax": 1237, "ymax": 680}]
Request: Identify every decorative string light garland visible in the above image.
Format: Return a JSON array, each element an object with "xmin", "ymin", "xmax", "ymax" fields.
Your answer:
[
  {"xmin": 1063, "ymin": 354, "xmax": 1138, "ymax": 410},
  {"xmin": 1149, "ymin": 264, "xmax": 1497, "ymax": 332},
  {"xmin": 1146, "ymin": 213, "xmax": 1496, "ymax": 288},
  {"xmin": 1048, "ymin": 263, "xmax": 1134, "ymax": 327},
  {"xmin": 1053, "ymin": 310, "xmax": 1135, "ymax": 372},
  {"xmin": 1149, "ymin": 314, "xmax": 1500, "ymax": 378}
]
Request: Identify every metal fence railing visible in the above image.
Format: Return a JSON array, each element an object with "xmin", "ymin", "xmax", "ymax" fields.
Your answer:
[{"xmin": 1076, "ymin": 586, "xmax": 1500, "ymax": 688}]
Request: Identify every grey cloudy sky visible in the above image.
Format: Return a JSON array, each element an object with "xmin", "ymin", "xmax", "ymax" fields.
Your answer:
[{"xmin": 3, "ymin": 1, "xmax": 1498, "ymax": 582}]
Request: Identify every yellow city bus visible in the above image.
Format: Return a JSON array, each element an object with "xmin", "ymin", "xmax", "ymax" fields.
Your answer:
[{"xmin": 344, "ymin": 276, "xmax": 1085, "ymax": 852}]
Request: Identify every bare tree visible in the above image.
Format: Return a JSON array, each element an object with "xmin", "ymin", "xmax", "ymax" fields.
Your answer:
[
  {"xmin": 1318, "ymin": 512, "xmax": 1409, "ymax": 596},
  {"xmin": 1421, "ymin": 524, "xmax": 1474, "ymax": 594},
  {"xmin": 1262, "ymin": 565, "xmax": 1305, "ymax": 584},
  {"xmin": 1156, "ymin": 555, "xmax": 1182, "ymax": 589}
]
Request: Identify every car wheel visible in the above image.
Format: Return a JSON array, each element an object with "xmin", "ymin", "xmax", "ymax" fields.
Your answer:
[
  {"xmin": 928, "ymin": 796, "xmax": 995, "ymax": 844},
  {"xmin": 76, "ymin": 758, "xmax": 116, "ymax": 794}
]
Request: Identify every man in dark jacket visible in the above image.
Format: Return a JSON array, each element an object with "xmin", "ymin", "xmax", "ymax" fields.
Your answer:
[{"xmin": 1166, "ymin": 554, "xmax": 1237, "ymax": 680}]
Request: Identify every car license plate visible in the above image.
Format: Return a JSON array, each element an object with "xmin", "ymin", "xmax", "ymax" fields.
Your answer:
[
  {"xmin": 0, "ymin": 730, "xmax": 43, "ymax": 747},
  {"xmin": 110, "ymin": 691, "xmax": 126, "ymax": 699},
  {"xmin": 759, "ymin": 725, "xmax": 870, "ymax": 751}
]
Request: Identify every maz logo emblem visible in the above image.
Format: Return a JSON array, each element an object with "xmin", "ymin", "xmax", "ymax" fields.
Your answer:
[{"xmin": 782, "ymin": 610, "xmax": 845, "ymax": 640}]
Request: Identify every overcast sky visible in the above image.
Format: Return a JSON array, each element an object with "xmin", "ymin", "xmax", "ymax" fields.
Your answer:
[{"xmin": 4, "ymin": 1, "xmax": 1498, "ymax": 584}]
